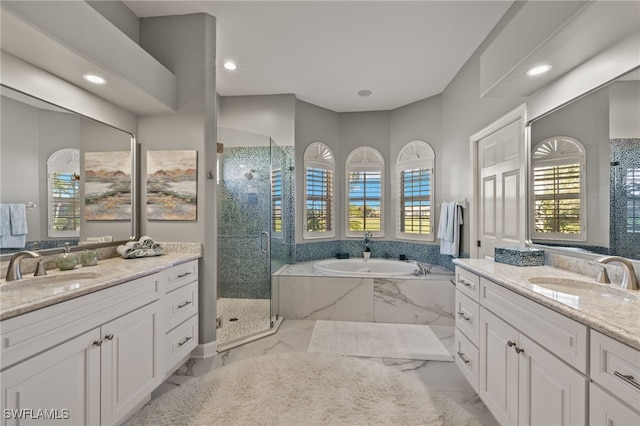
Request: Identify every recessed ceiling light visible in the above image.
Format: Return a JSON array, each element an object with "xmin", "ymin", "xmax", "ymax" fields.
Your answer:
[
  {"xmin": 526, "ymin": 64, "xmax": 552, "ymax": 77},
  {"xmin": 223, "ymin": 61, "xmax": 237, "ymax": 71},
  {"xmin": 357, "ymin": 90, "xmax": 372, "ymax": 97},
  {"xmin": 82, "ymin": 74, "xmax": 107, "ymax": 85}
]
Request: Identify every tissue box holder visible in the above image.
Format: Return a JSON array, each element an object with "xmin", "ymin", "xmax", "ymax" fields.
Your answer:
[{"xmin": 494, "ymin": 247, "xmax": 545, "ymax": 267}]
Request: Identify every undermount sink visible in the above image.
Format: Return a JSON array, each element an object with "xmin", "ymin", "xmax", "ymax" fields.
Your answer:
[
  {"xmin": 0, "ymin": 271, "xmax": 101, "ymax": 292},
  {"xmin": 528, "ymin": 277, "xmax": 639, "ymax": 302}
]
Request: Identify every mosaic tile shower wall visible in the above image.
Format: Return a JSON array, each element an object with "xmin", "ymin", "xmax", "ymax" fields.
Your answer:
[
  {"xmin": 610, "ymin": 138, "xmax": 640, "ymax": 260},
  {"xmin": 218, "ymin": 146, "xmax": 294, "ymax": 299}
]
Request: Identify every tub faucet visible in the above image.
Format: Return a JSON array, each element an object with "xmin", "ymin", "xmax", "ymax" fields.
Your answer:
[
  {"xmin": 407, "ymin": 260, "xmax": 429, "ymax": 276},
  {"xmin": 596, "ymin": 256, "xmax": 639, "ymax": 290},
  {"xmin": 5, "ymin": 251, "xmax": 41, "ymax": 281}
]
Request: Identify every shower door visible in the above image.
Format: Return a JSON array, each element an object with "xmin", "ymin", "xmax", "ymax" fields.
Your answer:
[{"xmin": 216, "ymin": 128, "xmax": 276, "ymax": 345}]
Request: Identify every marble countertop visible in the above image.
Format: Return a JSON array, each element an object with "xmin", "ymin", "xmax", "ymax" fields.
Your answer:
[
  {"xmin": 454, "ymin": 259, "xmax": 640, "ymax": 351},
  {"xmin": 1, "ymin": 248, "xmax": 201, "ymax": 321}
]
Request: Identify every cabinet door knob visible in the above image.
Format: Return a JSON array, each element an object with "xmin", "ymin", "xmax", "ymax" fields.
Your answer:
[
  {"xmin": 507, "ymin": 340, "xmax": 516, "ymax": 347},
  {"xmin": 515, "ymin": 346, "xmax": 525, "ymax": 354},
  {"xmin": 93, "ymin": 339, "xmax": 103, "ymax": 347},
  {"xmin": 105, "ymin": 334, "xmax": 114, "ymax": 340}
]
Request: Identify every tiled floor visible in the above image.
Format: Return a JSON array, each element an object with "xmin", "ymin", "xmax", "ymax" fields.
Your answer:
[
  {"xmin": 154, "ymin": 320, "xmax": 498, "ymax": 425},
  {"xmin": 216, "ymin": 297, "xmax": 272, "ymax": 344}
]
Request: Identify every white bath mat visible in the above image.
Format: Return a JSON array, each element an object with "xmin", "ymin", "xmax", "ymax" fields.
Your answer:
[{"xmin": 308, "ymin": 320, "xmax": 454, "ymax": 361}]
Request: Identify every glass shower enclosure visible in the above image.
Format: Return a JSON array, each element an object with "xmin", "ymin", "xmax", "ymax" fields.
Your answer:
[{"xmin": 216, "ymin": 127, "xmax": 293, "ymax": 347}]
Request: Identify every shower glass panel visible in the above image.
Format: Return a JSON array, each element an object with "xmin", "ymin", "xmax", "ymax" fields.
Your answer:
[{"xmin": 216, "ymin": 128, "xmax": 294, "ymax": 347}]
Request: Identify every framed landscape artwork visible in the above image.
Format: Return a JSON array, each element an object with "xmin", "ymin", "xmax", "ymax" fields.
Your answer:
[
  {"xmin": 84, "ymin": 151, "xmax": 132, "ymax": 220},
  {"xmin": 146, "ymin": 150, "xmax": 197, "ymax": 220}
]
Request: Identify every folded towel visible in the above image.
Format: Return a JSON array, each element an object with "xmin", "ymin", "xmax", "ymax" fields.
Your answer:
[
  {"xmin": 9, "ymin": 203, "xmax": 28, "ymax": 235},
  {"xmin": 0, "ymin": 204, "xmax": 10, "ymax": 237},
  {"xmin": 439, "ymin": 203, "xmax": 463, "ymax": 257}
]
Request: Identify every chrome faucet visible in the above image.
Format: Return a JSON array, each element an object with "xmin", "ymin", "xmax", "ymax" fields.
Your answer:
[
  {"xmin": 596, "ymin": 256, "xmax": 639, "ymax": 290},
  {"xmin": 5, "ymin": 251, "xmax": 41, "ymax": 281},
  {"xmin": 407, "ymin": 260, "xmax": 430, "ymax": 276}
]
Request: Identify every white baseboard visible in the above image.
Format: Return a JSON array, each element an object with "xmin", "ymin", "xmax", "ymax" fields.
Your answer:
[{"xmin": 191, "ymin": 340, "xmax": 218, "ymax": 359}]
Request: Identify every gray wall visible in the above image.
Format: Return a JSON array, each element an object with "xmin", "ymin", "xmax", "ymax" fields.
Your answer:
[{"xmin": 138, "ymin": 13, "xmax": 218, "ymax": 345}]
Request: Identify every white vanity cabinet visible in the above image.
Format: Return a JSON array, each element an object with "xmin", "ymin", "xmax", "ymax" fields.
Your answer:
[
  {"xmin": 454, "ymin": 268, "xmax": 481, "ymax": 391},
  {"xmin": 455, "ymin": 266, "xmax": 589, "ymax": 426},
  {"xmin": 479, "ymin": 307, "xmax": 587, "ymax": 425},
  {"xmin": 0, "ymin": 260, "xmax": 199, "ymax": 426},
  {"xmin": 589, "ymin": 330, "xmax": 640, "ymax": 424}
]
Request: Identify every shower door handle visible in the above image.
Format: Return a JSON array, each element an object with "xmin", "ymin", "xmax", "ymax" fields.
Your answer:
[{"xmin": 261, "ymin": 232, "xmax": 270, "ymax": 254}]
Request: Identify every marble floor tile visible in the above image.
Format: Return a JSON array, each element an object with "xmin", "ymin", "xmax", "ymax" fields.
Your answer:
[{"xmin": 156, "ymin": 319, "xmax": 497, "ymax": 425}]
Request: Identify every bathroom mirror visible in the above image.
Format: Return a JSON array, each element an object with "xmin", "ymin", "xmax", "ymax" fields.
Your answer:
[
  {"xmin": 527, "ymin": 67, "xmax": 640, "ymax": 260},
  {"xmin": 0, "ymin": 85, "xmax": 137, "ymax": 257}
]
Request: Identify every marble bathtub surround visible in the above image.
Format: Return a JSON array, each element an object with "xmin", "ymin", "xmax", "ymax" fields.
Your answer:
[
  {"xmin": 454, "ymin": 258, "xmax": 639, "ymax": 350},
  {"xmin": 0, "ymin": 244, "xmax": 202, "ymax": 320},
  {"xmin": 276, "ymin": 261, "xmax": 455, "ymax": 325}
]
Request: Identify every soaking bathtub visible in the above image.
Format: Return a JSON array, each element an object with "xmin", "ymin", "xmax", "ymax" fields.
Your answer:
[
  {"xmin": 313, "ymin": 258, "xmax": 451, "ymax": 278},
  {"xmin": 274, "ymin": 259, "xmax": 455, "ymax": 325}
]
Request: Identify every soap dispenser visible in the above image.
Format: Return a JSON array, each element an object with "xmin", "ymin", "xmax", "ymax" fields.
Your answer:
[{"xmin": 56, "ymin": 243, "xmax": 77, "ymax": 270}]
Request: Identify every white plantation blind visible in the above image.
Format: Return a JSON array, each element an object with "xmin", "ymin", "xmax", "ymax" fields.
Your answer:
[
  {"xmin": 533, "ymin": 164, "xmax": 581, "ymax": 234},
  {"xmin": 400, "ymin": 168, "xmax": 432, "ymax": 234},
  {"xmin": 51, "ymin": 172, "xmax": 81, "ymax": 234},
  {"xmin": 396, "ymin": 141, "xmax": 435, "ymax": 241},
  {"xmin": 47, "ymin": 148, "xmax": 80, "ymax": 238},
  {"xmin": 626, "ymin": 167, "xmax": 640, "ymax": 233},
  {"xmin": 306, "ymin": 167, "xmax": 333, "ymax": 233},
  {"xmin": 532, "ymin": 137, "xmax": 585, "ymax": 240},
  {"xmin": 304, "ymin": 142, "xmax": 335, "ymax": 238},
  {"xmin": 348, "ymin": 170, "xmax": 382, "ymax": 232},
  {"xmin": 271, "ymin": 169, "xmax": 283, "ymax": 233}
]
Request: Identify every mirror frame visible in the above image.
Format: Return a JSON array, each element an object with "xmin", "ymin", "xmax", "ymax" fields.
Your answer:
[
  {"xmin": 0, "ymin": 84, "xmax": 139, "ymax": 260},
  {"xmin": 525, "ymin": 67, "xmax": 640, "ymax": 261}
]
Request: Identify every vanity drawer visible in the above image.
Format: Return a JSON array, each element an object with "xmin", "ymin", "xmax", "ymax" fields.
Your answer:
[
  {"xmin": 165, "ymin": 281, "xmax": 198, "ymax": 332},
  {"xmin": 590, "ymin": 330, "xmax": 640, "ymax": 410},
  {"xmin": 589, "ymin": 382, "xmax": 640, "ymax": 425},
  {"xmin": 480, "ymin": 278, "xmax": 588, "ymax": 373},
  {"xmin": 455, "ymin": 267, "xmax": 480, "ymax": 302},
  {"xmin": 165, "ymin": 260, "xmax": 198, "ymax": 293},
  {"xmin": 165, "ymin": 314, "xmax": 198, "ymax": 373},
  {"xmin": 454, "ymin": 328, "xmax": 479, "ymax": 392},
  {"xmin": 455, "ymin": 290, "xmax": 480, "ymax": 346},
  {"xmin": 1, "ymin": 274, "xmax": 160, "ymax": 370}
]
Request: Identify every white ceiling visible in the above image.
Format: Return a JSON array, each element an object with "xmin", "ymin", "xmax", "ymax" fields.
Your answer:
[{"xmin": 124, "ymin": 1, "xmax": 513, "ymax": 112}]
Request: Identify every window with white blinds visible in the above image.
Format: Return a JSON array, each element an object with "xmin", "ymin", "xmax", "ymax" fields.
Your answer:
[
  {"xmin": 532, "ymin": 137, "xmax": 585, "ymax": 240},
  {"xmin": 347, "ymin": 170, "xmax": 382, "ymax": 233},
  {"xmin": 304, "ymin": 142, "xmax": 335, "ymax": 238},
  {"xmin": 271, "ymin": 168, "xmax": 283, "ymax": 234},
  {"xmin": 396, "ymin": 141, "xmax": 435, "ymax": 241},
  {"xmin": 51, "ymin": 172, "xmax": 81, "ymax": 233},
  {"xmin": 346, "ymin": 147, "xmax": 385, "ymax": 237},
  {"xmin": 626, "ymin": 167, "xmax": 640, "ymax": 233},
  {"xmin": 47, "ymin": 149, "xmax": 80, "ymax": 238}
]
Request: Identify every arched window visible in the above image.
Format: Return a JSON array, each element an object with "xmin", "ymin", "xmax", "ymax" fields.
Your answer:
[
  {"xmin": 303, "ymin": 142, "xmax": 335, "ymax": 238},
  {"xmin": 47, "ymin": 148, "xmax": 81, "ymax": 237},
  {"xmin": 345, "ymin": 147, "xmax": 384, "ymax": 237},
  {"xmin": 396, "ymin": 141, "xmax": 435, "ymax": 241},
  {"xmin": 531, "ymin": 137, "xmax": 586, "ymax": 240}
]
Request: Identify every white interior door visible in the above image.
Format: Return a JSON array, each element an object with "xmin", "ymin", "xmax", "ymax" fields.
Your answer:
[{"xmin": 470, "ymin": 104, "xmax": 527, "ymax": 259}]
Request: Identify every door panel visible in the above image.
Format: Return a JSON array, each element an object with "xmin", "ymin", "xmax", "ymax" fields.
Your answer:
[{"xmin": 478, "ymin": 119, "xmax": 524, "ymax": 258}]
